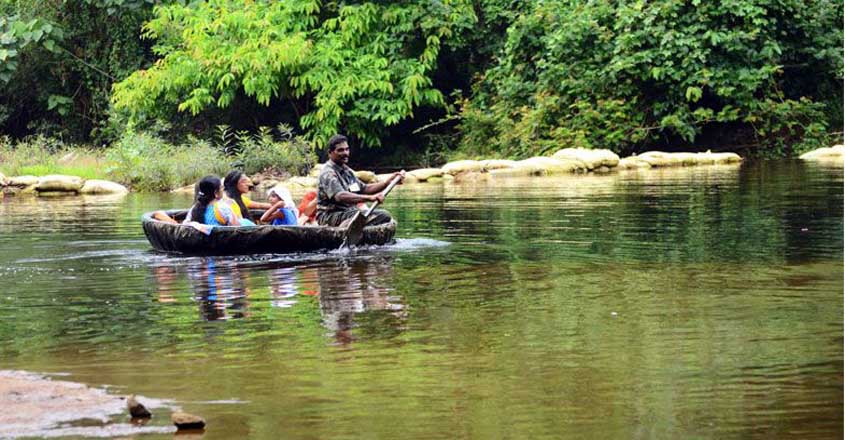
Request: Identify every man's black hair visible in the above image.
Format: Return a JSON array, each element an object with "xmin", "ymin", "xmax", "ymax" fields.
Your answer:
[{"xmin": 327, "ymin": 134, "xmax": 348, "ymax": 153}]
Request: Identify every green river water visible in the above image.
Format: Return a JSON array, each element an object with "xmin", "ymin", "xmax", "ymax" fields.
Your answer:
[{"xmin": 0, "ymin": 161, "xmax": 842, "ymax": 439}]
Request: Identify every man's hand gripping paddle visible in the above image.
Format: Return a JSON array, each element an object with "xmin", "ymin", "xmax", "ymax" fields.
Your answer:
[{"xmin": 342, "ymin": 173, "xmax": 403, "ymax": 248}]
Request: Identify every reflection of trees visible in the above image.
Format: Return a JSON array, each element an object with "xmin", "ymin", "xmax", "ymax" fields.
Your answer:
[{"xmin": 317, "ymin": 257, "xmax": 406, "ymax": 345}]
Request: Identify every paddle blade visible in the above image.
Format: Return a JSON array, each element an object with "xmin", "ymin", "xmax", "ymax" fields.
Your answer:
[{"xmin": 344, "ymin": 211, "xmax": 367, "ymax": 246}]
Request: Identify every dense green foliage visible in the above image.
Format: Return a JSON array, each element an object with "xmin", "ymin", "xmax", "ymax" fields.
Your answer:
[
  {"xmin": 111, "ymin": 0, "xmax": 475, "ymax": 147},
  {"xmin": 0, "ymin": 0, "xmax": 841, "ymax": 160},
  {"xmin": 459, "ymin": 0, "xmax": 843, "ymax": 158}
]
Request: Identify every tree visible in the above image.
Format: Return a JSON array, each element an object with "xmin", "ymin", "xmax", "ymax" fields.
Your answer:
[
  {"xmin": 459, "ymin": 0, "xmax": 843, "ymax": 158},
  {"xmin": 111, "ymin": 0, "xmax": 476, "ymax": 147}
]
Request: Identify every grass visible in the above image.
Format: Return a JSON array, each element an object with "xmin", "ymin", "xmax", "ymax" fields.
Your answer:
[{"xmin": 0, "ymin": 137, "xmax": 111, "ymax": 180}]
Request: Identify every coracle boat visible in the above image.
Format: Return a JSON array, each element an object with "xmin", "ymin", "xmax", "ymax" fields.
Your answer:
[{"xmin": 142, "ymin": 209, "xmax": 396, "ymax": 255}]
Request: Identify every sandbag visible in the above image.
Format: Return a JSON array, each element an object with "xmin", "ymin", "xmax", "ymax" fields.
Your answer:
[
  {"xmin": 8, "ymin": 175, "xmax": 39, "ymax": 187},
  {"xmin": 309, "ymin": 164, "xmax": 323, "ymax": 177},
  {"xmin": 552, "ymin": 148, "xmax": 619, "ymax": 169},
  {"xmin": 516, "ymin": 156, "xmax": 587, "ymax": 175},
  {"xmin": 80, "ymin": 179, "xmax": 129, "ymax": 195},
  {"xmin": 441, "ymin": 160, "xmax": 484, "ymax": 175},
  {"xmin": 355, "ymin": 170, "xmax": 377, "ymax": 183},
  {"xmin": 799, "ymin": 145, "xmax": 843, "ymax": 161},
  {"xmin": 408, "ymin": 168, "xmax": 444, "ymax": 181},
  {"xmin": 35, "ymin": 175, "xmax": 83, "ymax": 192},
  {"xmin": 286, "ymin": 176, "xmax": 318, "ymax": 188},
  {"xmin": 617, "ymin": 157, "xmax": 651, "ymax": 169},
  {"xmin": 479, "ymin": 159, "xmax": 518, "ymax": 171}
]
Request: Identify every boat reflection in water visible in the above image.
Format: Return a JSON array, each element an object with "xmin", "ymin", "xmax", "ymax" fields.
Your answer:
[
  {"xmin": 186, "ymin": 258, "xmax": 251, "ymax": 321},
  {"xmin": 149, "ymin": 255, "xmax": 406, "ymax": 341}
]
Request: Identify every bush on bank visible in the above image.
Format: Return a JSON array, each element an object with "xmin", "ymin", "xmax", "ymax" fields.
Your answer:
[{"xmin": 0, "ymin": 128, "xmax": 318, "ymax": 192}]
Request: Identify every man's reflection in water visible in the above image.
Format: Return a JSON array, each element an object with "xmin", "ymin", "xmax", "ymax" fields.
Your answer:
[
  {"xmin": 151, "ymin": 264, "xmax": 179, "ymax": 303},
  {"xmin": 317, "ymin": 256, "xmax": 406, "ymax": 345},
  {"xmin": 186, "ymin": 258, "xmax": 250, "ymax": 321}
]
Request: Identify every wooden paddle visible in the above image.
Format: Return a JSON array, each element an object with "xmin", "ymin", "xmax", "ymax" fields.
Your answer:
[{"xmin": 342, "ymin": 173, "xmax": 403, "ymax": 247}]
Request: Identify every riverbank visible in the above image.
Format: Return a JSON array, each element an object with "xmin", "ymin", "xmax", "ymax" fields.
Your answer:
[
  {"xmin": 2, "ymin": 142, "xmax": 841, "ymax": 198},
  {"xmin": 0, "ymin": 370, "xmax": 179, "ymax": 438}
]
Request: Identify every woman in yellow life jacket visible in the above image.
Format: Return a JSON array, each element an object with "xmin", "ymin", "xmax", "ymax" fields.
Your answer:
[{"xmin": 223, "ymin": 170, "xmax": 271, "ymax": 225}]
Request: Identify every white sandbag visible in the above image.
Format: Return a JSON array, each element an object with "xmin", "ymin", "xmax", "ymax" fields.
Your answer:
[
  {"xmin": 408, "ymin": 168, "xmax": 444, "ymax": 181},
  {"xmin": 79, "ymin": 180, "xmax": 129, "ymax": 195},
  {"xmin": 552, "ymin": 148, "xmax": 619, "ymax": 169},
  {"xmin": 441, "ymin": 160, "xmax": 484, "ymax": 175},
  {"xmin": 35, "ymin": 175, "xmax": 83, "ymax": 192}
]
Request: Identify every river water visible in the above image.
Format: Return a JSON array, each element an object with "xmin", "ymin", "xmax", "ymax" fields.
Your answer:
[{"xmin": 0, "ymin": 161, "xmax": 842, "ymax": 439}]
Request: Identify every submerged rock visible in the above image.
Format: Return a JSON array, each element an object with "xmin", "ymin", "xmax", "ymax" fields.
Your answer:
[
  {"xmin": 127, "ymin": 394, "xmax": 152, "ymax": 418},
  {"xmin": 80, "ymin": 180, "xmax": 129, "ymax": 195},
  {"xmin": 171, "ymin": 412, "xmax": 206, "ymax": 431},
  {"xmin": 35, "ymin": 174, "xmax": 83, "ymax": 193}
]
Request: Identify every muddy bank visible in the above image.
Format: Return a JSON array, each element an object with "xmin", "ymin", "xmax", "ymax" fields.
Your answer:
[{"xmin": 0, "ymin": 370, "xmax": 175, "ymax": 438}]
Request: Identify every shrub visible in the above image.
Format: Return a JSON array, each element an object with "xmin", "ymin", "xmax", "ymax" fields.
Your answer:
[
  {"xmin": 226, "ymin": 125, "xmax": 317, "ymax": 177},
  {"xmin": 106, "ymin": 131, "xmax": 230, "ymax": 191}
]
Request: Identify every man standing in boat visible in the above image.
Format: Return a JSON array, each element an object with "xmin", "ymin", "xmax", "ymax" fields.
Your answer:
[{"xmin": 316, "ymin": 134, "xmax": 405, "ymax": 227}]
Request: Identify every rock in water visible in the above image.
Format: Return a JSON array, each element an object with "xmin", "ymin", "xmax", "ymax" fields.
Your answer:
[
  {"xmin": 127, "ymin": 394, "xmax": 151, "ymax": 418},
  {"xmin": 172, "ymin": 412, "xmax": 206, "ymax": 430}
]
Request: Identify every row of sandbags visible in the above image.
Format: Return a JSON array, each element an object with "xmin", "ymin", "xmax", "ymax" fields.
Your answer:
[
  {"xmin": 0, "ymin": 173, "xmax": 128, "ymax": 196},
  {"xmin": 175, "ymin": 148, "xmax": 746, "ymax": 194},
  {"xmin": 384, "ymin": 148, "xmax": 743, "ymax": 182}
]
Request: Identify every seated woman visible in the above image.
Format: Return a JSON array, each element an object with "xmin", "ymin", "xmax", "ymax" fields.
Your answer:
[
  {"xmin": 297, "ymin": 190, "xmax": 318, "ymax": 226},
  {"xmin": 223, "ymin": 170, "xmax": 271, "ymax": 226},
  {"xmin": 186, "ymin": 175, "xmax": 241, "ymax": 227},
  {"xmin": 260, "ymin": 185, "xmax": 299, "ymax": 225}
]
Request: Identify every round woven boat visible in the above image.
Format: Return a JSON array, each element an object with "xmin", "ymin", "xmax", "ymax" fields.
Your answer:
[{"xmin": 142, "ymin": 209, "xmax": 396, "ymax": 255}]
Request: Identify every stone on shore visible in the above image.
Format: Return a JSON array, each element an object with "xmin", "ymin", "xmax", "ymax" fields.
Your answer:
[
  {"xmin": 441, "ymin": 160, "xmax": 484, "ymax": 175},
  {"xmin": 171, "ymin": 184, "xmax": 194, "ymax": 194},
  {"xmin": 35, "ymin": 175, "xmax": 83, "ymax": 193},
  {"xmin": 80, "ymin": 180, "xmax": 129, "ymax": 195},
  {"xmin": 355, "ymin": 170, "xmax": 377, "ymax": 183},
  {"xmin": 0, "ymin": 171, "xmax": 6, "ymax": 186},
  {"xmin": 171, "ymin": 412, "xmax": 206, "ymax": 431},
  {"xmin": 552, "ymin": 148, "xmax": 619, "ymax": 169},
  {"xmin": 127, "ymin": 395, "xmax": 152, "ymax": 418},
  {"xmin": 408, "ymin": 168, "xmax": 444, "ymax": 181},
  {"xmin": 8, "ymin": 175, "xmax": 39, "ymax": 187},
  {"xmin": 799, "ymin": 144, "xmax": 844, "ymax": 163}
]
